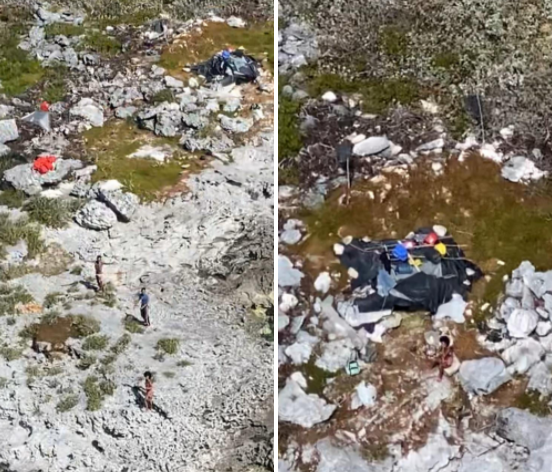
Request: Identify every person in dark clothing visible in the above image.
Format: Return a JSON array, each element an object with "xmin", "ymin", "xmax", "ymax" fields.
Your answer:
[
  {"xmin": 137, "ymin": 288, "xmax": 150, "ymax": 327},
  {"xmin": 95, "ymin": 256, "xmax": 104, "ymax": 292}
]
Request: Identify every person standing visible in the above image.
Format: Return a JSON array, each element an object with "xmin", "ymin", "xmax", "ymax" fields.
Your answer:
[
  {"xmin": 144, "ymin": 371, "xmax": 154, "ymax": 410},
  {"xmin": 95, "ymin": 256, "xmax": 104, "ymax": 292},
  {"xmin": 137, "ymin": 288, "xmax": 151, "ymax": 327}
]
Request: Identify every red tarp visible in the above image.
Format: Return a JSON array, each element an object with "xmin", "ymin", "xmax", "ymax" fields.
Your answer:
[{"xmin": 33, "ymin": 155, "xmax": 57, "ymax": 174}]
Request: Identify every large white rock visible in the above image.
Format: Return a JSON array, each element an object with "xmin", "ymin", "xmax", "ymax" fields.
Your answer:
[
  {"xmin": 0, "ymin": 119, "xmax": 18, "ymax": 144},
  {"xmin": 459, "ymin": 357, "xmax": 511, "ymax": 395},
  {"xmin": 502, "ymin": 338, "xmax": 544, "ymax": 375},
  {"xmin": 315, "ymin": 338, "xmax": 354, "ymax": 373},
  {"xmin": 74, "ymin": 200, "xmax": 117, "ymax": 231},
  {"xmin": 321, "ymin": 91, "xmax": 337, "ymax": 102},
  {"xmin": 497, "ymin": 408, "xmax": 552, "ymax": 451},
  {"xmin": 278, "ymin": 380, "xmax": 336, "ymax": 428},
  {"xmin": 507, "ymin": 308, "xmax": 539, "ymax": 338},
  {"xmin": 350, "ymin": 381, "xmax": 377, "ymax": 410},
  {"xmin": 352, "ymin": 136, "xmax": 390, "ymax": 157},
  {"xmin": 278, "ymin": 256, "xmax": 304, "ymax": 287},
  {"xmin": 314, "ymin": 272, "xmax": 331, "ymax": 294},
  {"xmin": 502, "ymin": 156, "xmax": 547, "ymax": 183},
  {"xmin": 279, "ymin": 293, "xmax": 298, "ymax": 313},
  {"xmin": 434, "ymin": 294, "xmax": 467, "ymax": 323},
  {"xmin": 278, "ymin": 314, "xmax": 290, "ymax": 332},
  {"xmin": 70, "ymin": 98, "xmax": 104, "ymax": 127},
  {"xmin": 284, "ymin": 331, "xmax": 318, "ymax": 365},
  {"xmin": 528, "ymin": 362, "xmax": 552, "ymax": 396}
]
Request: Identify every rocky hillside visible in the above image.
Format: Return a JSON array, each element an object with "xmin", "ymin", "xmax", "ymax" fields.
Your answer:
[
  {"xmin": 278, "ymin": 2, "xmax": 552, "ymax": 472},
  {"xmin": 0, "ymin": 2, "xmax": 273, "ymax": 472}
]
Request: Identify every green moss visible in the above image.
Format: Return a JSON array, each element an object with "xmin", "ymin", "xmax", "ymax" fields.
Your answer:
[
  {"xmin": 360, "ymin": 442, "xmax": 390, "ymax": 462},
  {"xmin": 83, "ymin": 121, "xmax": 188, "ymax": 202},
  {"xmin": 56, "ymin": 394, "xmax": 79, "ymax": 412},
  {"xmin": 44, "ymin": 23, "xmax": 85, "ymax": 38},
  {"xmin": 81, "ymin": 31, "xmax": 121, "ymax": 56},
  {"xmin": 156, "ymin": 338, "xmax": 179, "ymax": 355},
  {"xmin": 301, "ymin": 357, "xmax": 338, "ymax": 395},
  {"xmin": 515, "ymin": 390, "xmax": 552, "ymax": 416},
  {"xmin": 380, "ymin": 26, "xmax": 409, "ymax": 58},
  {"xmin": 0, "ymin": 25, "xmax": 44, "ymax": 96},
  {"xmin": 278, "ymin": 78, "xmax": 303, "ymax": 163},
  {"xmin": 308, "ymin": 73, "xmax": 424, "ymax": 114},
  {"xmin": 82, "ymin": 334, "xmax": 109, "ymax": 351}
]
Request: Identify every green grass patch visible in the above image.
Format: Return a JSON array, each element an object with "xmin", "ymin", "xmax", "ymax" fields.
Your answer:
[
  {"xmin": 159, "ymin": 21, "xmax": 274, "ymax": 76},
  {"xmin": 84, "ymin": 121, "xmax": 188, "ymax": 201},
  {"xmin": 156, "ymin": 338, "xmax": 179, "ymax": 355},
  {"xmin": 56, "ymin": 394, "xmax": 79, "ymax": 412},
  {"xmin": 69, "ymin": 315, "xmax": 101, "ymax": 338},
  {"xmin": 24, "ymin": 197, "xmax": 83, "ymax": 229},
  {"xmin": 0, "ymin": 189, "xmax": 27, "ymax": 209},
  {"xmin": 42, "ymin": 66, "xmax": 69, "ymax": 103},
  {"xmin": 80, "ymin": 31, "xmax": 121, "ymax": 56},
  {"xmin": 0, "ymin": 284, "xmax": 34, "ymax": 317},
  {"xmin": 0, "ymin": 213, "xmax": 45, "ymax": 259},
  {"xmin": 0, "ymin": 25, "xmax": 44, "ymax": 96},
  {"xmin": 124, "ymin": 317, "xmax": 144, "ymax": 334},
  {"xmin": 151, "ymin": 88, "xmax": 175, "ymax": 105},
  {"xmin": 307, "ymin": 72, "xmax": 425, "ymax": 114},
  {"xmin": 111, "ymin": 333, "xmax": 131, "ymax": 355},
  {"xmin": 44, "ymin": 292, "xmax": 64, "ymax": 309},
  {"xmin": 82, "ymin": 334, "xmax": 109, "ymax": 351},
  {"xmin": 0, "ymin": 344, "xmax": 23, "ymax": 361},
  {"xmin": 380, "ymin": 26, "xmax": 409, "ymax": 58},
  {"xmin": 44, "ymin": 23, "xmax": 85, "ymax": 38},
  {"xmin": 77, "ymin": 354, "xmax": 97, "ymax": 371},
  {"xmin": 515, "ymin": 390, "xmax": 552, "ymax": 416},
  {"xmin": 278, "ymin": 78, "xmax": 303, "ymax": 163}
]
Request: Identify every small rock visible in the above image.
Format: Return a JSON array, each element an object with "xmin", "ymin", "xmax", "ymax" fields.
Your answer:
[
  {"xmin": 352, "ymin": 137, "xmax": 390, "ymax": 157},
  {"xmin": 350, "ymin": 382, "xmax": 377, "ymax": 410},
  {"xmin": 278, "ymin": 314, "xmax": 290, "ymax": 332},
  {"xmin": 279, "ymin": 293, "xmax": 298, "ymax": 313},
  {"xmin": 280, "ymin": 229, "xmax": 301, "ymax": 245},
  {"xmin": 70, "ymin": 98, "xmax": 104, "ymax": 127},
  {"xmin": 322, "ymin": 91, "xmax": 337, "ymax": 103},
  {"xmin": 459, "ymin": 357, "xmax": 511, "ymax": 395},
  {"xmin": 219, "ymin": 115, "xmax": 253, "ymax": 133},
  {"xmin": 164, "ymin": 76, "xmax": 184, "ymax": 88},
  {"xmin": 0, "ymin": 119, "xmax": 19, "ymax": 144},
  {"xmin": 75, "ymin": 200, "xmax": 117, "ymax": 231},
  {"xmin": 226, "ymin": 16, "xmax": 246, "ymax": 28},
  {"xmin": 507, "ymin": 309, "xmax": 539, "ymax": 338},
  {"xmin": 314, "ymin": 272, "xmax": 331, "ymax": 294}
]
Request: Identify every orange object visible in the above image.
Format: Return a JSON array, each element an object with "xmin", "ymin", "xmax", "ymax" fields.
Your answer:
[
  {"xmin": 40, "ymin": 101, "xmax": 50, "ymax": 112},
  {"xmin": 33, "ymin": 155, "xmax": 57, "ymax": 174},
  {"xmin": 424, "ymin": 232, "xmax": 439, "ymax": 246}
]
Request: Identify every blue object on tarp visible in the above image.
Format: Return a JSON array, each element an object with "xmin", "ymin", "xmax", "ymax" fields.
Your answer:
[{"xmin": 392, "ymin": 243, "xmax": 409, "ymax": 262}]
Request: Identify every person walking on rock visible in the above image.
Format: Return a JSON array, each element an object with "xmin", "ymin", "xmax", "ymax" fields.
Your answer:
[
  {"xmin": 95, "ymin": 256, "xmax": 104, "ymax": 292},
  {"xmin": 137, "ymin": 287, "xmax": 151, "ymax": 327},
  {"xmin": 144, "ymin": 371, "xmax": 154, "ymax": 410}
]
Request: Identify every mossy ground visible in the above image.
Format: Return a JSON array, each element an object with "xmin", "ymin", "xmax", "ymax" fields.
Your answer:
[
  {"xmin": 83, "ymin": 121, "xmax": 198, "ymax": 201},
  {"xmin": 160, "ymin": 21, "xmax": 274, "ymax": 78},
  {"xmin": 293, "ymin": 155, "xmax": 552, "ymax": 319}
]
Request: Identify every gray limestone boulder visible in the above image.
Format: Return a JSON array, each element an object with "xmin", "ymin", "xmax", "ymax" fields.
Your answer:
[
  {"xmin": 180, "ymin": 133, "xmax": 234, "ymax": 154},
  {"xmin": 96, "ymin": 189, "xmax": 139, "ymax": 223},
  {"xmin": 278, "ymin": 380, "xmax": 336, "ymax": 428},
  {"xmin": 70, "ymin": 98, "xmax": 104, "ymax": 127},
  {"xmin": 496, "ymin": 408, "xmax": 552, "ymax": 451},
  {"xmin": 0, "ymin": 119, "xmax": 19, "ymax": 144},
  {"xmin": 74, "ymin": 200, "xmax": 117, "ymax": 231},
  {"xmin": 220, "ymin": 115, "xmax": 254, "ymax": 134},
  {"xmin": 459, "ymin": 357, "xmax": 511, "ymax": 395}
]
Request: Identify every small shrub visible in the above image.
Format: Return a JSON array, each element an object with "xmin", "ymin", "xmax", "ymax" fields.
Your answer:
[
  {"xmin": 82, "ymin": 31, "xmax": 121, "ymax": 56},
  {"xmin": 82, "ymin": 334, "xmax": 109, "ymax": 351},
  {"xmin": 56, "ymin": 394, "xmax": 79, "ymax": 412},
  {"xmin": 98, "ymin": 282, "xmax": 117, "ymax": 308},
  {"xmin": 151, "ymin": 88, "xmax": 175, "ymax": 104},
  {"xmin": 0, "ymin": 189, "xmax": 26, "ymax": 209},
  {"xmin": 44, "ymin": 23, "xmax": 85, "ymax": 38},
  {"xmin": 110, "ymin": 333, "xmax": 131, "ymax": 355},
  {"xmin": 83, "ymin": 376, "xmax": 103, "ymax": 411},
  {"xmin": 24, "ymin": 197, "xmax": 79, "ymax": 229},
  {"xmin": 124, "ymin": 318, "xmax": 144, "ymax": 334},
  {"xmin": 0, "ymin": 345, "xmax": 23, "ymax": 361},
  {"xmin": 77, "ymin": 354, "xmax": 97, "ymax": 370},
  {"xmin": 25, "ymin": 365, "xmax": 41, "ymax": 378},
  {"xmin": 176, "ymin": 360, "xmax": 192, "ymax": 367},
  {"xmin": 156, "ymin": 338, "xmax": 179, "ymax": 355},
  {"xmin": 44, "ymin": 292, "xmax": 64, "ymax": 309},
  {"xmin": 6, "ymin": 317, "xmax": 15, "ymax": 325},
  {"xmin": 0, "ymin": 284, "xmax": 34, "ymax": 317},
  {"xmin": 516, "ymin": 390, "xmax": 552, "ymax": 417},
  {"xmin": 99, "ymin": 379, "xmax": 116, "ymax": 396},
  {"xmin": 163, "ymin": 371, "xmax": 176, "ymax": 378},
  {"xmin": 70, "ymin": 266, "xmax": 83, "ymax": 276},
  {"xmin": 70, "ymin": 315, "xmax": 101, "ymax": 338},
  {"xmin": 0, "ymin": 377, "xmax": 7, "ymax": 388}
]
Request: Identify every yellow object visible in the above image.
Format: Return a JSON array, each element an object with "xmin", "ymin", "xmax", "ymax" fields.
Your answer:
[
  {"xmin": 435, "ymin": 242, "xmax": 447, "ymax": 256},
  {"xmin": 409, "ymin": 256, "xmax": 423, "ymax": 267}
]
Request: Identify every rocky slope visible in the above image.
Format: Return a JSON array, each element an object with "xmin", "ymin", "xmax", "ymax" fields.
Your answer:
[{"xmin": 0, "ymin": 3, "xmax": 273, "ymax": 472}]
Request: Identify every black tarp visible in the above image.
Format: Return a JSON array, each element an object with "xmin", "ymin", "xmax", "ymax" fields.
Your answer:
[
  {"xmin": 191, "ymin": 50, "xmax": 259, "ymax": 85},
  {"xmin": 338, "ymin": 228, "xmax": 483, "ymax": 314}
]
